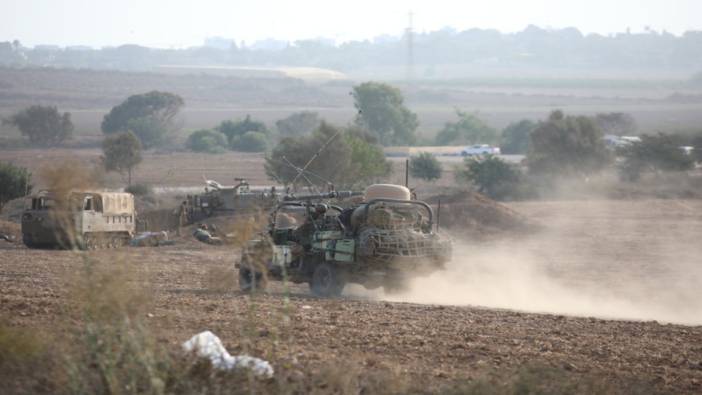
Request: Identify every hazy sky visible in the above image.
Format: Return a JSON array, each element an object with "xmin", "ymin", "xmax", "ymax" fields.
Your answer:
[{"xmin": 2, "ymin": 0, "xmax": 700, "ymax": 48}]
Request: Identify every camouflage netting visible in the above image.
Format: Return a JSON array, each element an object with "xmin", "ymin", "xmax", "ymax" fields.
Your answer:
[{"xmin": 424, "ymin": 191, "xmax": 537, "ymax": 236}]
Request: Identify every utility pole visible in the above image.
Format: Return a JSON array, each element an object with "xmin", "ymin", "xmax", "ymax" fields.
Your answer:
[{"xmin": 405, "ymin": 11, "xmax": 414, "ymax": 83}]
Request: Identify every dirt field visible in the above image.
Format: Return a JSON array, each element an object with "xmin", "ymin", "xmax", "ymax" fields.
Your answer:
[{"xmin": 2, "ymin": 199, "xmax": 702, "ymax": 393}]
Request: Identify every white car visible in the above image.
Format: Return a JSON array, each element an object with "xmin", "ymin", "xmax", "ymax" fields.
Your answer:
[{"xmin": 461, "ymin": 144, "xmax": 501, "ymax": 156}]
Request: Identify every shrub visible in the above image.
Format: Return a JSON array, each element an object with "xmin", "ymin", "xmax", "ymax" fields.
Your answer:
[
  {"xmin": 435, "ymin": 110, "xmax": 498, "ymax": 146},
  {"xmin": 217, "ymin": 115, "xmax": 269, "ymax": 145},
  {"xmin": 186, "ymin": 129, "xmax": 227, "ymax": 153},
  {"xmin": 457, "ymin": 155, "xmax": 522, "ymax": 199},
  {"xmin": 3, "ymin": 105, "xmax": 73, "ymax": 146},
  {"xmin": 527, "ymin": 110, "xmax": 611, "ymax": 177},
  {"xmin": 409, "ymin": 152, "xmax": 442, "ymax": 181},
  {"xmin": 0, "ymin": 161, "xmax": 32, "ymax": 211},
  {"xmin": 500, "ymin": 119, "xmax": 536, "ymax": 155},
  {"xmin": 265, "ymin": 122, "xmax": 390, "ymax": 188},
  {"xmin": 275, "ymin": 111, "xmax": 321, "ymax": 137},
  {"xmin": 619, "ymin": 133, "xmax": 695, "ymax": 181},
  {"xmin": 232, "ymin": 131, "xmax": 268, "ymax": 152}
]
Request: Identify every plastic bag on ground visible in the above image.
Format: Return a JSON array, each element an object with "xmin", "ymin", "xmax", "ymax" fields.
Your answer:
[{"xmin": 182, "ymin": 331, "xmax": 274, "ymax": 378}]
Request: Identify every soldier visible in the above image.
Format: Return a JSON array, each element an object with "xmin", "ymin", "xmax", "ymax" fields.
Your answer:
[
  {"xmin": 176, "ymin": 200, "xmax": 188, "ymax": 236},
  {"xmin": 193, "ymin": 223, "xmax": 223, "ymax": 245}
]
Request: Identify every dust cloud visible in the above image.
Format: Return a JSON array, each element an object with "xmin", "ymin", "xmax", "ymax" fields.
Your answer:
[{"xmin": 351, "ymin": 200, "xmax": 702, "ymax": 326}]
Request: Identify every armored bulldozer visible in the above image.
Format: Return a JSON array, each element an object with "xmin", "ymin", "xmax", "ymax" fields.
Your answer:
[
  {"xmin": 21, "ymin": 190, "xmax": 136, "ymax": 249},
  {"xmin": 185, "ymin": 178, "xmax": 280, "ymax": 222},
  {"xmin": 237, "ymin": 184, "xmax": 452, "ymax": 297}
]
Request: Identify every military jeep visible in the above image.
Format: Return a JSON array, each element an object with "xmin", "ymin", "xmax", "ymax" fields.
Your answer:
[{"xmin": 237, "ymin": 184, "xmax": 452, "ymax": 297}]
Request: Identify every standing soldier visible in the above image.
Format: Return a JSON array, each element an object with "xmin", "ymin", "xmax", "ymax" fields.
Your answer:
[{"xmin": 176, "ymin": 200, "xmax": 188, "ymax": 236}]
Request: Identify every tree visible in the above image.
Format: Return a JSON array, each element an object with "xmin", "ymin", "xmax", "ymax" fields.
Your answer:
[
  {"xmin": 527, "ymin": 110, "xmax": 611, "ymax": 177},
  {"xmin": 265, "ymin": 122, "xmax": 390, "ymax": 189},
  {"xmin": 217, "ymin": 115, "xmax": 268, "ymax": 141},
  {"xmin": 3, "ymin": 105, "xmax": 73, "ymax": 146},
  {"xmin": 186, "ymin": 129, "xmax": 227, "ymax": 153},
  {"xmin": 352, "ymin": 82, "xmax": 418, "ymax": 146},
  {"xmin": 619, "ymin": 133, "xmax": 695, "ymax": 181},
  {"xmin": 125, "ymin": 116, "xmax": 167, "ymax": 149},
  {"xmin": 435, "ymin": 110, "xmax": 498, "ymax": 146},
  {"xmin": 456, "ymin": 155, "xmax": 522, "ymax": 199},
  {"xmin": 409, "ymin": 152, "xmax": 443, "ymax": 181},
  {"xmin": 0, "ymin": 162, "xmax": 32, "ymax": 211},
  {"xmin": 595, "ymin": 112, "xmax": 637, "ymax": 136},
  {"xmin": 232, "ymin": 131, "xmax": 268, "ymax": 152},
  {"xmin": 276, "ymin": 111, "xmax": 321, "ymax": 137},
  {"xmin": 102, "ymin": 132, "xmax": 143, "ymax": 186},
  {"xmin": 101, "ymin": 91, "xmax": 184, "ymax": 147},
  {"xmin": 500, "ymin": 119, "xmax": 536, "ymax": 154}
]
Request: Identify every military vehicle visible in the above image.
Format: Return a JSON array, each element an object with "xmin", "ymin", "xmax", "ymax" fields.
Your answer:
[
  {"xmin": 237, "ymin": 184, "xmax": 452, "ymax": 297},
  {"xmin": 185, "ymin": 178, "xmax": 280, "ymax": 222},
  {"xmin": 21, "ymin": 190, "xmax": 136, "ymax": 249}
]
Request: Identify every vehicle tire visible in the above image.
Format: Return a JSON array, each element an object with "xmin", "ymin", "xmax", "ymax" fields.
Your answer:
[
  {"xmin": 22, "ymin": 234, "xmax": 38, "ymax": 249},
  {"xmin": 239, "ymin": 266, "xmax": 267, "ymax": 292},
  {"xmin": 310, "ymin": 263, "xmax": 345, "ymax": 298}
]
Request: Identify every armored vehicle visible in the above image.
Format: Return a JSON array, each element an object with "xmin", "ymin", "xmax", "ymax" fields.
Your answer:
[
  {"xmin": 237, "ymin": 184, "xmax": 452, "ymax": 297},
  {"xmin": 21, "ymin": 190, "xmax": 136, "ymax": 249},
  {"xmin": 185, "ymin": 179, "xmax": 280, "ymax": 222}
]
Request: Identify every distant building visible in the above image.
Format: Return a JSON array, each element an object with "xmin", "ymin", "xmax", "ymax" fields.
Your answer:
[{"xmin": 203, "ymin": 37, "xmax": 236, "ymax": 50}]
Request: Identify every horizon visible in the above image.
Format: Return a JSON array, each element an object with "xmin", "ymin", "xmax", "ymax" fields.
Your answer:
[{"xmin": 1, "ymin": 0, "xmax": 700, "ymax": 49}]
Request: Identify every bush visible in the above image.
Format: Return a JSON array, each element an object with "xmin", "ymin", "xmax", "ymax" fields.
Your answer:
[
  {"xmin": 457, "ymin": 155, "xmax": 522, "ymax": 200},
  {"xmin": 217, "ymin": 115, "xmax": 269, "ymax": 144},
  {"xmin": 3, "ymin": 105, "xmax": 73, "ymax": 146},
  {"xmin": 0, "ymin": 161, "xmax": 32, "ymax": 211},
  {"xmin": 409, "ymin": 152, "xmax": 442, "ymax": 181},
  {"xmin": 186, "ymin": 129, "xmax": 227, "ymax": 153},
  {"xmin": 232, "ymin": 131, "xmax": 268, "ymax": 152},
  {"xmin": 102, "ymin": 91, "xmax": 184, "ymax": 136},
  {"xmin": 527, "ymin": 110, "xmax": 611, "ymax": 177},
  {"xmin": 276, "ymin": 111, "xmax": 321, "ymax": 137},
  {"xmin": 619, "ymin": 133, "xmax": 695, "ymax": 181},
  {"xmin": 265, "ymin": 122, "xmax": 390, "ymax": 188},
  {"xmin": 435, "ymin": 110, "xmax": 498, "ymax": 146},
  {"xmin": 500, "ymin": 119, "xmax": 536, "ymax": 154}
]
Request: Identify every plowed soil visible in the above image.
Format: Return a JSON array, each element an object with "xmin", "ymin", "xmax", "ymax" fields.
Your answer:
[{"xmin": 2, "ymin": 199, "xmax": 702, "ymax": 393}]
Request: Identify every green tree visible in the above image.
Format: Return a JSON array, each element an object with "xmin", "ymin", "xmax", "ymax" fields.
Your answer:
[
  {"xmin": 102, "ymin": 132, "xmax": 143, "ymax": 186},
  {"xmin": 500, "ymin": 119, "xmax": 536, "ymax": 154},
  {"xmin": 352, "ymin": 82, "xmax": 418, "ymax": 146},
  {"xmin": 186, "ymin": 129, "xmax": 227, "ymax": 153},
  {"xmin": 126, "ymin": 116, "xmax": 167, "ymax": 149},
  {"xmin": 527, "ymin": 110, "xmax": 611, "ymax": 177},
  {"xmin": 435, "ymin": 110, "xmax": 498, "ymax": 146},
  {"xmin": 101, "ymin": 91, "xmax": 184, "ymax": 147},
  {"xmin": 265, "ymin": 122, "xmax": 390, "ymax": 188},
  {"xmin": 232, "ymin": 131, "xmax": 268, "ymax": 152},
  {"xmin": 275, "ymin": 111, "xmax": 321, "ymax": 137},
  {"xmin": 457, "ymin": 155, "xmax": 522, "ymax": 199},
  {"xmin": 3, "ymin": 105, "xmax": 73, "ymax": 146},
  {"xmin": 619, "ymin": 133, "xmax": 695, "ymax": 181},
  {"xmin": 0, "ymin": 162, "xmax": 32, "ymax": 211},
  {"xmin": 217, "ymin": 115, "xmax": 269, "ymax": 145},
  {"xmin": 409, "ymin": 152, "xmax": 443, "ymax": 181}
]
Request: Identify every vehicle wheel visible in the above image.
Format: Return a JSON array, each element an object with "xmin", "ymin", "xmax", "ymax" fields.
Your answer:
[
  {"xmin": 310, "ymin": 263, "xmax": 345, "ymax": 297},
  {"xmin": 239, "ymin": 266, "xmax": 267, "ymax": 292},
  {"xmin": 22, "ymin": 234, "xmax": 38, "ymax": 249}
]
